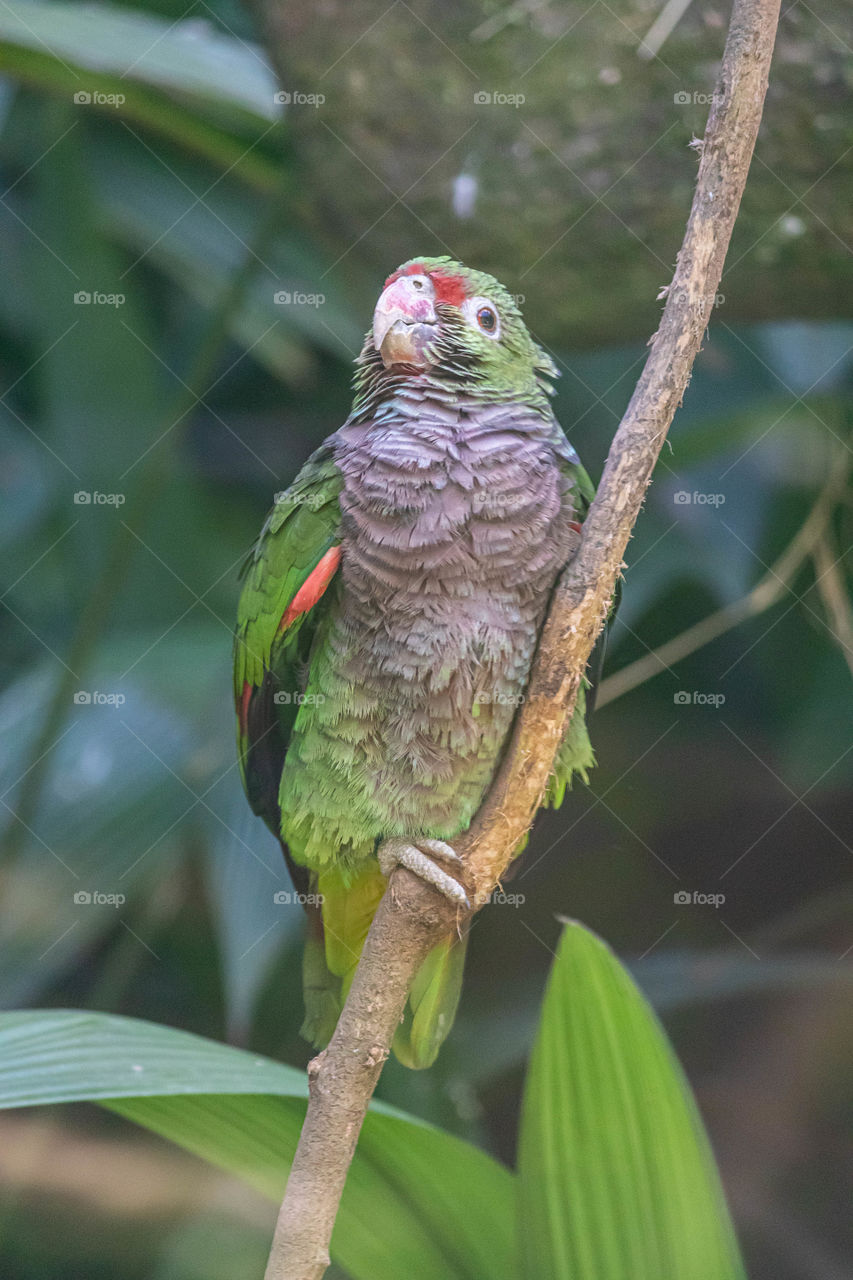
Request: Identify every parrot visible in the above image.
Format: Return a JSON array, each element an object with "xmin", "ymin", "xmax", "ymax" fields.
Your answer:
[{"xmin": 234, "ymin": 256, "xmax": 601, "ymax": 1069}]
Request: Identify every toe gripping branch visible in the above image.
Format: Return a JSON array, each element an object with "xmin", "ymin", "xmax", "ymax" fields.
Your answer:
[{"xmin": 377, "ymin": 838, "xmax": 470, "ymax": 908}]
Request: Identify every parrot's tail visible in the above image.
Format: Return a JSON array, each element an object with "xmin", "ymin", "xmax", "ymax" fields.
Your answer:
[
  {"xmin": 543, "ymin": 682, "xmax": 596, "ymax": 810},
  {"xmin": 392, "ymin": 929, "xmax": 468, "ymax": 1069},
  {"xmin": 302, "ymin": 862, "xmax": 467, "ymax": 1069}
]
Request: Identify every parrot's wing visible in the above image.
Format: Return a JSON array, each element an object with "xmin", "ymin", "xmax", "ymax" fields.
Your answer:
[
  {"xmin": 234, "ymin": 440, "xmax": 343, "ymax": 829},
  {"xmin": 552, "ymin": 425, "xmax": 596, "ymax": 518}
]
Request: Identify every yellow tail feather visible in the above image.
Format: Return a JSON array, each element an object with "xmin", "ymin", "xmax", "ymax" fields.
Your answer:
[
  {"xmin": 304, "ymin": 863, "xmax": 467, "ymax": 1068},
  {"xmin": 393, "ymin": 931, "xmax": 468, "ymax": 1069}
]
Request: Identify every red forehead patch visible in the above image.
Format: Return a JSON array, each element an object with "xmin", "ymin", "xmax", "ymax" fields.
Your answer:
[
  {"xmin": 383, "ymin": 262, "xmax": 467, "ymax": 308},
  {"xmin": 430, "ymin": 270, "xmax": 467, "ymax": 307}
]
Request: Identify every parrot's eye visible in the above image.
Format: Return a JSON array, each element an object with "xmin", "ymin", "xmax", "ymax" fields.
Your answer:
[
  {"xmin": 477, "ymin": 306, "xmax": 497, "ymax": 332},
  {"xmin": 463, "ymin": 296, "xmax": 502, "ymax": 340}
]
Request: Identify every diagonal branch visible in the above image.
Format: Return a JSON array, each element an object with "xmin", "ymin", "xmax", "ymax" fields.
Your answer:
[
  {"xmin": 813, "ymin": 533, "xmax": 853, "ymax": 678},
  {"xmin": 258, "ymin": 1, "xmax": 783, "ymax": 1275}
]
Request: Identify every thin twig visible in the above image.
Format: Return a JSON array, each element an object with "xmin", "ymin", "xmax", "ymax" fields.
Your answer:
[
  {"xmin": 260, "ymin": 1, "xmax": 783, "ymax": 1275},
  {"xmin": 597, "ymin": 448, "xmax": 850, "ymax": 707},
  {"xmin": 812, "ymin": 534, "xmax": 853, "ymax": 678}
]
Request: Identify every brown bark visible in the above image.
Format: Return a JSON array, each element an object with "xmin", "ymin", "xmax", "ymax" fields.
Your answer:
[{"xmin": 259, "ymin": 1, "xmax": 783, "ymax": 1274}]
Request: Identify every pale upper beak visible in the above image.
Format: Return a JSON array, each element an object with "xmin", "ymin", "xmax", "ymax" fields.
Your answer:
[{"xmin": 372, "ymin": 274, "xmax": 437, "ymax": 370}]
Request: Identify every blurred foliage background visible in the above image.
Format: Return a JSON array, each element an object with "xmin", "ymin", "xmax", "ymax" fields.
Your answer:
[{"xmin": 0, "ymin": 0, "xmax": 851, "ymax": 1277}]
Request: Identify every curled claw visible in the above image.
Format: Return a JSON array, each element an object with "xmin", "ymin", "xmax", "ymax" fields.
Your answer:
[{"xmin": 377, "ymin": 837, "xmax": 470, "ymax": 908}]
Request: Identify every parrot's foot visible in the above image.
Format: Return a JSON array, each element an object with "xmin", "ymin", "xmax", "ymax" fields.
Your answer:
[{"xmin": 377, "ymin": 837, "xmax": 469, "ymax": 908}]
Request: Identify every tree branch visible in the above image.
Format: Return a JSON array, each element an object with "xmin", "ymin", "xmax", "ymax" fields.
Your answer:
[
  {"xmin": 260, "ymin": 1, "xmax": 782, "ymax": 1275},
  {"xmin": 813, "ymin": 533, "xmax": 853, "ymax": 678}
]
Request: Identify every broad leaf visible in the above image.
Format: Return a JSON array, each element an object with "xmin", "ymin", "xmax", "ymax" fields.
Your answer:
[
  {"xmin": 0, "ymin": 2, "xmax": 278, "ymax": 123},
  {"xmin": 517, "ymin": 923, "xmax": 745, "ymax": 1280},
  {"xmin": 0, "ymin": 1010, "xmax": 515, "ymax": 1280}
]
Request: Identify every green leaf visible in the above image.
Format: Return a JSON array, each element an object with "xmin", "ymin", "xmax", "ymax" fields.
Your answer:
[
  {"xmin": 0, "ymin": 1010, "xmax": 515, "ymax": 1280},
  {"xmin": 517, "ymin": 923, "xmax": 746, "ymax": 1280},
  {"xmin": 0, "ymin": 2, "xmax": 278, "ymax": 122},
  {"xmin": 0, "ymin": 2, "xmax": 283, "ymax": 182}
]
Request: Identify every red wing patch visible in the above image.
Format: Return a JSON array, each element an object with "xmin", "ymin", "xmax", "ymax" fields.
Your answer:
[
  {"xmin": 239, "ymin": 679, "xmax": 252, "ymax": 737},
  {"xmin": 569, "ymin": 520, "xmax": 582, "ymax": 534},
  {"xmin": 280, "ymin": 545, "xmax": 342, "ymax": 631}
]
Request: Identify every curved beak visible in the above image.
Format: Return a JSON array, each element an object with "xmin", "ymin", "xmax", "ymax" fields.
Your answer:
[{"xmin": 372, "ymin": 275, "xmax": 437, "ymax": 370}]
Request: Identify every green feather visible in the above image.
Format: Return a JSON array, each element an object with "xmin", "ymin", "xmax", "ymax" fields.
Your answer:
[
  {"xmin": 300, "ymin": 933, "xmax": 342, "ymax": 1047},
  {"xmin": 317, "ymin": 863, "xmax": 386, "ymax": 982},
  {"xmin": 545, "ymin": 683, "xmax": 596, "ymax": 810},
  {"xmin": 393, "ymin": 934, "xmax": 468, "ymax": 1070},
  {"xmin": 233, "ymin": 442, "xmax": 343, "ymax": 788}
]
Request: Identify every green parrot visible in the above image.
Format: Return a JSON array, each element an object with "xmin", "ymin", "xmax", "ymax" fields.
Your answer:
[{"xmin": 234, "ymin": 257, "xmax": 599, "ymax": 1068}]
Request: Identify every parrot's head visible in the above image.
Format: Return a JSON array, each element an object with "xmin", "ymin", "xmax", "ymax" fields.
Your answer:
[{"xmin": 364, "ymin": 256, "xmax": 558, "ymax": 404}]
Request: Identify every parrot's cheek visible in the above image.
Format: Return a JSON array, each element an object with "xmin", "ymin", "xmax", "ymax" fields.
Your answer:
[{"xmin": 377, "ymin": 320, "xmax": 436, "ymax": 371}]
